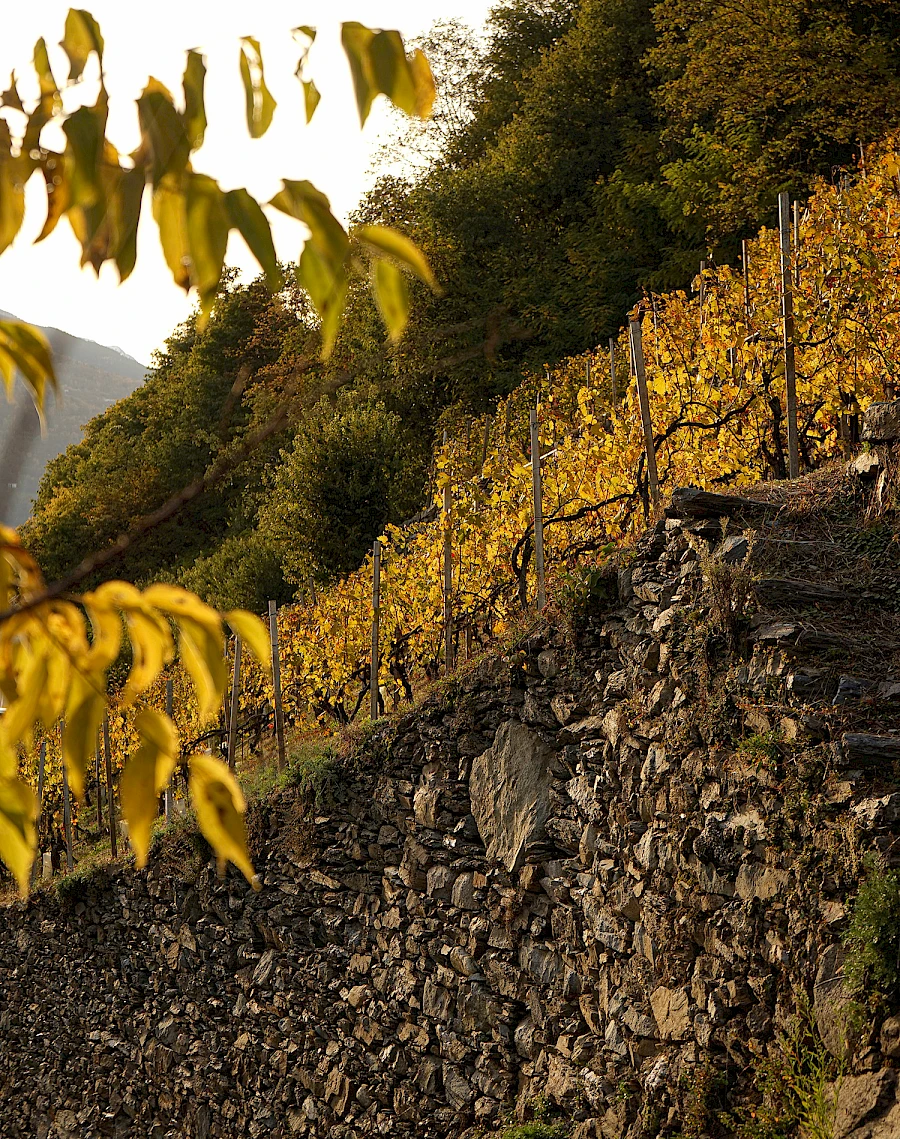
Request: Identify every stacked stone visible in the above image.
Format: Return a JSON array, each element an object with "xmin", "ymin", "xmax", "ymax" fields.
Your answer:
[{"xmin": 2, "ymin": 466, "xmax": 900, "ymax": 1137}]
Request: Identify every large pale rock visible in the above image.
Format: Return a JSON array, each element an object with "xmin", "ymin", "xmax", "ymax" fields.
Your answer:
[
  {"xmin": 649, "ymin": 986, "xmax": 691, "ymax": 1040},
  {"xmin": 814, "ymin": 944, "xmax": 861, "ymax": 1061},
  {"xmin": 833, "ymin": 1070, "xmax": 897, "ymax": 1138},
  {"xmin": 470, "ymin": 720, "xmax": 553, "ymax": 871},
  {"xmin": 861, "ymin": 399, "xmax": 900, "ymax": 443}
]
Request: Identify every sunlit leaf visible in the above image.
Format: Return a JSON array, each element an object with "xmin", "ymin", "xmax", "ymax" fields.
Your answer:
[
  {"xmin": 32, "ymin": 38, "xmax": 59, "ymax": 101},
  {"xmin": 60, "ymin": 9, "xmax": 105, "ymax": 84},
  {"xmin": 0, "ymin": 776, "xmax": 37, "ymax": 897},
  {"xmin": 152, "ymin": 178, "xmax": 191, "ymax": 291},
  {"xmin": 270, "ymin": 179, "xmax": 349, "ymax": 266},
  {"xmin": 63, "ymin": 670, "xmax": 106, "ymax": 799},
  {"xmin": 182, "ymin": 49, "xmax": 207, "ymax": 150},
  {"xmin": 225, "ymin": 187, "xmax": 280, "ymax": 290},
  {"xmin": 177, "ymin": 615, "xmax": 227, "ymax": 722},
  {"xmin": 0, "ymin": 319, "xmax": 58, "ymax": 418},
  {"xmin": 355, "ymin": 223, "xmax": 439, "ymax": 290},
  {"xmin": 137, "ymin": 78, "xmax": 191, "ymax": 187},
  {"xmin": 372, "ymin": 258, "xmax": 409, "ymax": 342},
  {"xmin": 296, "ymin": 242, "xmax": 348, "ymax": 358},
  {"xmin": 341, "ymin": 22, "xmax": 435, "ymax": 126},
  {"xmin": 239, "ymin": 37, "xmax": 276, "ymax": 139},
  {"xmin": 185, "ymin": 172, "xmax": 228, "ymax": 323},
  {"xmin": 63, "ymin": 101, "xmax": 107, "ymax": 211},
  {"xmin": 370, "ymin": 31, "xmax": 434, "ymax": 120},
  {"xmin": 341, "ymin": 22, "xmax": 377, "ymax": 126},
  {"xmin": 35, "ymin": 154, "xmax": 70, "ymax": 244},
  {"xmin": 0, "ymin": 72, "xmax": 23, "ymax": 113},
  {"xmin": 111, "ymin": 162, "xmax": 145, "ymax": 282},
  {"xmin": 189, "ymin": 751, "xmax": 258, "ymax": 886},
  {"xmin": 119, "ymin": 709, "xmax": 178, "ymax": 867},
  {"xmin": 225, "ymin": 609, "xmax": 271, "ymax": 668},
  {"xmin": 303, "ymin": 80, "xmax": 321, "ymax": 123},
  {"xmin": 0, "ymin": 121, "xmax": 25, "ymax": 257}
]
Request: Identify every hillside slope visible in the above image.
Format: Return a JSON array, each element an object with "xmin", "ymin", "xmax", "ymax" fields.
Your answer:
[
  {"xmin": 3, "ymin": 450, "xmax": 900, "ymax": 1137},
  {"xmin": 0, "ymin": 310, "xmax": 146, "ymax": 526}
]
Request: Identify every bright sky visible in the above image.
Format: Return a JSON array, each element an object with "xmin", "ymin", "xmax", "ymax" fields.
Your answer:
[{"xmin": 0, "ymin": 2, "xmax": 493, "ymax": 364}]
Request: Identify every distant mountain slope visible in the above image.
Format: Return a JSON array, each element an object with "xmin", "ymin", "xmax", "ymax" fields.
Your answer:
[{"xmin": 0, "ymin": 310, "xmax": 147, "ymax": 526}]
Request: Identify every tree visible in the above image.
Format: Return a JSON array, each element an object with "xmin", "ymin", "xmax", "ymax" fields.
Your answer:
[
  {"xmin": 0, "ymin": 8, "xmax": 439, "ymax": 893},
  {"xmin": 649, "ymin": 0, "xmax": 900, "ymax": 241},
  {"xmin": 260, "ymin": 395, "xmax": 419, "ymax": 585}
]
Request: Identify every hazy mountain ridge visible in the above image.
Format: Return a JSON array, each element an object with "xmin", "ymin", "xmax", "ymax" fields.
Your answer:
[{"xmin": 0, "ymin": 309, "xmax": 147, "ymax": 526}]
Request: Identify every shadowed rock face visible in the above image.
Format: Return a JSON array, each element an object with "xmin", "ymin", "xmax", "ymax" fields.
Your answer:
[
  {"xmin": 3, "ymin": 476, "xmax": 900, "ymax": 1138},
  {"xmin": 0, "ymin": 309, "xmax": 146, "ymax": 526}
]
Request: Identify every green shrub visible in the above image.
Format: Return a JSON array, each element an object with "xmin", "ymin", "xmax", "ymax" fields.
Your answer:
[
  {"xmin": 725, "ymin": 1000, "xmax": 840, "ymax": 1139},
  {"xmin": 501, "ymin": 1125, "xmax": 568, "ymax": 1139},
  {"xmin": 844, "ymin": 858, "xmax": 900, "ymax": 1001},
  {"xmin": 737, "ymin": 731, "xmax": 780, "ymax": 771}
]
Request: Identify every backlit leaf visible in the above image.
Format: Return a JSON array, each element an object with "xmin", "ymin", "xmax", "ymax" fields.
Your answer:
[
  {"xmin": 355, "ymin": 223, "xmax": 439, "ymax": 290},
  {"xmin": 303, "ymin": 80, "xmax": 321, "ymax": 123},
  {"xmin": 182, "ymin": 49, "xmax": 207, "ymax": 150},
  {"xmin": 32, "ymin": 38, "xmax": 59, "ymax": 101},
  {"xmin": 225, "ymin": 609, "xmax": 271, "ymax": 668},
  {"xmin": 60, "ymin": 9, "xmax": 105, "ymax": 84},
  {"xmin": 0, "ymin": 776, "xmax": 37, "ymax": 896},
  {"xmin": 63, "ymin": 670, "xmax": 106, "ymax": 799},
  {"xmin": 239, "ymin": 37, "xmax": 276, "ymax": 139},
  {"xmin": 0, "ymin": 319, "xmax": 58, "ymax": 418},
  {"xmin": 341, "ymin": 22, "xmax": 435, "ymax": 125},
  {"xmin": 189, "ymin": 751, "xmax": 258, "ymax": 886},
  {"xmin": 35, "ymin": 154, "xmax": 70, "ymax": 244},
  {"xmin": 296, "ymin": 242, "xmax": 348, "ymax": 358},
  {"xmin": 1, "ymin": 73, "xmax": 23, "ymax": 113},
  {"xmin": 177, "ymin": 615, "xmax": 227, "ymax": 722},
  {"xmin": 0, "ymin": 121, "xmax": 25, "ymax": 257},
  {"xmin": 372, "ymin": 258, "xmax": 409, "ymax": 342},
  {"xmin": 152, "ymin": 179, "xmax": 191, "ymax": 291},
  {"xmin": 225, "ymin": 187, "xmax": 280, "ymax": 290},
  {"xmin": 270, "ymin": 179, "xmax": 349, "ymax": 267},
  {"xmin": 120, "ymin": 709, "xmax": 178, "ymax": 868},
  {"xmin": 137, "ymin": 79, "xmax": 191, "ymax": 187},
  {"xmin": 185, "ymin": 172, "xmax": 228, "ymax": 323},
  {"xmin": 63, "ymin": 101, "xmax": 107, "ymax": 211},
  {"xmin": 111, "ymin": 163, "xmax": 145, "ymax": 283}
]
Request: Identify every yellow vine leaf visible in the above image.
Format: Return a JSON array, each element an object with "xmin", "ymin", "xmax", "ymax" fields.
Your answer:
[
  {"xmin": 225, "ymin": 610, "xmax": 271, "ymax": 668},
  {"xmin": 63, "ymin": 669, "xmax": 106, "ymax": 799},
  {"xmin": 188, "ymin": 751, "xmax": 258, "ymax": 887},
  {"xmin": 0, "ymin": 775, "xmax": 37, "ymax": 897},
  {"xmin": 119, "ymin": 708, "xmax": 178, "ymax": 868}
]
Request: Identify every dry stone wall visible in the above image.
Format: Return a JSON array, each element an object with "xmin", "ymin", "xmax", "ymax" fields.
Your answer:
[{"xmin": 3, "ymin": 477, "xmax": 900, "ymax": 1138}]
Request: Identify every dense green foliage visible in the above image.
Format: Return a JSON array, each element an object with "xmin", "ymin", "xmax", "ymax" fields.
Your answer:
[
  {"xmin": 25, "ymin": 0, "xmax": 900, "ymax": 609},
  {"xmin": 845, "ymin": 859, "xmax": 900, "ymax": 1002}
]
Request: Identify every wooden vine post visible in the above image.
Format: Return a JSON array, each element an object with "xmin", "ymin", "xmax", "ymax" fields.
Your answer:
[
  {"xmin": 227, "ymin": 634, "xmax": 242, "ymax": 770},
  {"xmin": 370, "ymin": 539, "xmax": 381, "ymax": 721},
  {"xmin": 793, "ymin": 200, "xmax": 801, "ymax": 288},
  {"xmin": 742, "ymin": 239, "xmax": 751, "ymax": 319},
  {"xmin": 529, "ymin": 408, "xmax": 547, "ymax": 609},
  {"xmin": 164, "ymin": 678, "xmax": 174, "ymax": 820},
  {"xmin": 608, "ymin": 337, "xmax": 617, "ymax": 411},
  {"xmin": 778, "ymin": 190, "xmax": 800, "ymax": 479},
  {"xmin": 630, "ymin": 318, "xmax": 660, "ymax": 511},
  {"xmin": 30, "ymin": 740, "xmax": 46, "ymax": 887},
  {"xmin": 699, "ymin": 259, "xmax": 707, "ymax": 328},
  {"xmin": 61, "ymin": 724, "xmax": 74, "ymax": 873},
  {"xmin": 480, "ymin": 416, "xmax": 492, "ymax": 475},
  {"xmin": 442, "ymin": 431, "xmax": 454, "ymax": 674},
  {"xmin": 103, "ymin": 716, "xmax": 117, "ymax": 859},
  {"xmin": 269, "ymin": 600, "xmax": 286, "ymax": 771},
  {"xmin": 94, "ymin": 734, "xmax": 103, "ymax": 832}
]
